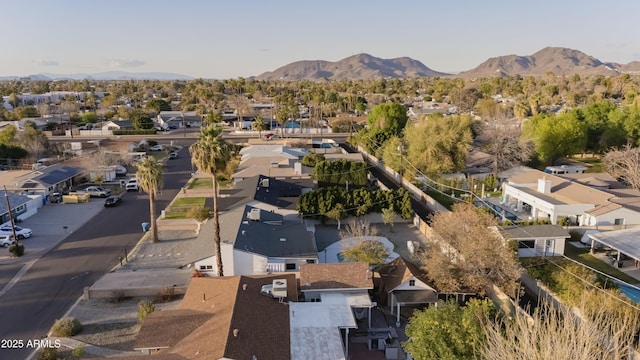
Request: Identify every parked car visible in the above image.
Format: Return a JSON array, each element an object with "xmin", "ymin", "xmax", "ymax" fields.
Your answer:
[
  {"xmin": 126, "ymin": 178, "xmax": 139, "ymax": 192},
  {"xmin": 168, "ymin": 152, "xmax": 178, "ymax": 159},
  {"xmin": 0, "ymin": 235, "xmax": 16, "ymax": 247},
  {"xmin": 149, "ymin": 145, "xmax": 164, "ymax": 152},
  {"xmin": 104, "ymin": 195, "xmax": 122, "ymax": 207},
  {"xmin": 82, "ymin": 186, "xmax": 112, "ymax": 198},
  {"xmin": 0, "ymin": 225, "xmax": 32, "ymax": 239}
]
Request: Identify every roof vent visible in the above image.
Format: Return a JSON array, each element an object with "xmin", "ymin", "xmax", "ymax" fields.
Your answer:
[
  {"xmin": 242, "ymin": 230, "xmax": 246, "ymax": 235},
  {"xmin": 260, "ymin": 178, "xmax": 270, "ymax": 187},
  {"xmin": 242, "ymin": 283, "xmax": 248, "ymax": 291},
  {"xmin": 279, "ymin": 237, "xmax": 286, "ymax": 242},
  {"xmin": 247, "ymin": 208, "xmax": 261, "ymax": 221},
  {"xmin": 233, "ymin": 329, "xmax": 239, "ymax": 337}
]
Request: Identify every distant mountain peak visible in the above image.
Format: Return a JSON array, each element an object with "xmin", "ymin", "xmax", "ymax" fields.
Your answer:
[
  {"xmin": 13, "ymin": 71, "xmax": 193, "ymax": 81},
  {"xmin": 254, "ymin": 54, "xmax": 450, "ymax": 81}
]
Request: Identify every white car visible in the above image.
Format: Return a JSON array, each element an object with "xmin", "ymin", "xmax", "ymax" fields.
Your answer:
[
  {"xmin": 149, "ymin": 145, "xmax": 164, "ymax": 152},
  {"xmin": 0, "ymin": 225, "xmax": 32, "ymax": 240},
  {"xmin": 82, "ymin": 186, "xmax": 112, "ymax": 198},
  {"xmin": 0, "ymin": 235, "xmax": 15, "ymax": 247},
  {"xmin": 126, "ymin": 178, "xmax": 139, "ymax": 192}
]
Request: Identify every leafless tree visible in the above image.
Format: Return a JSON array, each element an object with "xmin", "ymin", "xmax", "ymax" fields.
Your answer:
[
  {"xmin": 602, "ymin": 145, "xmax": 640, "ymax": 190},
  {"xmin": 419, "ymin": 203, "xmax": 522, "ymax": 296},
  {"xmin": 480, "ymin": 297, "xmax": 640, "ymax": 360},
  {"xmin": 339, "ymin": 218, "xmax": 378, "ymax": 241},
  {"xmin": 478, "ymin": 115, "xmax": 534, "ymax": 175}
]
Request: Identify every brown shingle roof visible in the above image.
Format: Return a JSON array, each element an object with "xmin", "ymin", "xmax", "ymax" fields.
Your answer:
[
  {"xmin": 135, "ymin": 309, "xmax": 213, "ymax": 351},
  {"xmin": 138, "ymin": 275, "xmax": 297, "ymax": 360},
  {"xmin": 378, "ymin": 257, "xmax": 432, "ymax": 294},
  {"xmin": 299, "ymin": 262, "xmax": 373, "ymax": 291}
]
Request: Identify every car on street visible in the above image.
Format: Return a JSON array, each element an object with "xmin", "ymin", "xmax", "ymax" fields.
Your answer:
[
  {"xmin": 82, "ymin": 186, "xmax": 112, "ymax": 198},
  {"xmin": 0, "ymin": 235, "xmax": 16, "ymax": 247},
  {"xmin": 0, "ymin": 225, "xmax": 32, "ymax": 239},
  {"xmin": 104, "ymin": 195, "xmax": 122, "ymax": 207},
  {"xmin": 149, "ymin": 145, "xmax": 164, "ymax": 152},
  {"xmin": 125, "ymin": 178, "xmax": 139, "ymax": 191},
  {"xmin": 168, "ymin": 152, "xmax": 178, "ymax": 159}
]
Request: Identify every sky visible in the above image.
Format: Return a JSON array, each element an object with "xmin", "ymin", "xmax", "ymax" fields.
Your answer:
[{"xmin": 2, "ymin": 0, "xmax": 640, "ymax": 79}]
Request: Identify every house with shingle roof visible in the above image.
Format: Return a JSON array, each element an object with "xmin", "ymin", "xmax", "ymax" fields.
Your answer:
[
  {"xmin": 498, "ymin": 224, "xmax": 569, "ymax": 257},
  {"xmin": 195, "ymin": 204, "xmax": 317, "ymax": 276},
  {"xmin": 13, "ymin": 164, "xmax": 84, "ymax": 197},
  {"xmin": 299, "ymin": 262, "xmax": 373, "ymax": 301},
  {"xmin": 0, "ymin": 190, "xmax": 35, "ymax": 226},
  {"xmin": 133, "ymin": 274, "xmax": 296, "ymax": 359}
]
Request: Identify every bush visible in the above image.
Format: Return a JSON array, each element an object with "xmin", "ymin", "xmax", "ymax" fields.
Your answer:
[
  {"xmin": 569, "ymin": 230, "xmax": 582, "ymax": 242},
  {"xmin": 71, "ymin": 346, "xmax": 85, "ymax": 358},
  {"xmin": 138, "ymin": 300, "xmax": 155, "ymax": 322},
  {"xmin": 109, "ymin": 290, "xmax": 127, "ymax": 303},
  {"xmin": 50, "ymin": 317, "xmax": 82, "ymax": 337},
  {"xmin": 156, "ymin": 286, "xmax": 177, "ymax": 303},
  {"xmin": 36, "ymin": 347, "xmax": 61, "ymax": 360},
  {"xmin": 188, "ymin": 207, "xmax": 211, "ymax": 222},
  {"xmin": 8, "ymin": 243, "xmax": 24, "ymax": 257}
]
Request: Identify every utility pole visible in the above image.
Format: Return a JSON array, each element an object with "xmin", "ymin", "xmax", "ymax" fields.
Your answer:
[{"xmin": 3, "ymin": 185, "xmax": 20, "ymax": 248}]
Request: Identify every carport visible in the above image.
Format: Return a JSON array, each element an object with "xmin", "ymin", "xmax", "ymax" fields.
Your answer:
[
  {"xmin": 588, "ymin": 228, "xmax": 640, "ymax": 267},
  {"xmin": 390, "ymin": 290, "xmax": 438, "ymax": 327}
]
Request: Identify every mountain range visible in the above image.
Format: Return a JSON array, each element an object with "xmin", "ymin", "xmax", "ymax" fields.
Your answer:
[
  {"xmin": 3, "ymin": 47, "xmax": 639, "ymax": 81},
  {"xmin": 0, "ymin": 71, "xmax": 194, "ymax": 81},
  {"xmin": 254, "ymin": 47, "xmax": 640, "ymax": 80}
]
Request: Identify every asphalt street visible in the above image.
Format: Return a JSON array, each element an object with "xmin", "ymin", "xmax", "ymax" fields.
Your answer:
[{"xmin": 0, "ymin": 139, "xmax": 194, "ymax": 360}]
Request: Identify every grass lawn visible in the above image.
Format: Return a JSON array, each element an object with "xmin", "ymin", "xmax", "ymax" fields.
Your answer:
[
  {"xmin": 424, "ymin": 188, "xmax": 464, "ymax": 210},
  {"xmin": 165, "ymin": 197, "xmax": 206, "ymax": 219},
  {"xmin": 188, "ymin": 178, "xmax": 212, "ymax": 189},
  {"xmin": 564, "ymin": 243, "xmax": 639, "ymax": 284}
]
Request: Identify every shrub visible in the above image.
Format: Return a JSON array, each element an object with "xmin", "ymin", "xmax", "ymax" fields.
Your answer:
[
  {"xmin": 138, "ymin": 300, "xmax": 155, "ymax": 322},
  {"xmin": 188, "ymin": 207, "xmax": 211, "ymax": 222},
  {"xmin": 8, "ymin": 243, "xmax": 24, "ymax": 257},
  {"xmin": 109, "ymin": 290, "xmax": 127, "ymax": 303},
  {"xmin": 71, "ymin": 346, "xmax": 85, "ymax": 358},
  {"xmin": 569, "ymin": 230, "xmax": 582, "ymax": 242},
  {"xmin": 50, "ymin": 317, "xmax": 82, "ymax": 337},
  {"xmin": 156, "ymin": 286, "xmax": 177, "ymax": 303},
  {"xmin": 36, "ymin": 347, "xmax": 60, "ymax": 360}
]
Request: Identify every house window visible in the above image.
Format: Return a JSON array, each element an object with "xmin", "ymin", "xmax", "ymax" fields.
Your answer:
[
  {"xmin": 409, "ymin": 280, "xmax": 415, "ymax": 286},
  {"xmin": 306, "ymin": 259, "xmax": 316, "ymax": 264},
  {"xmin": 15, "ymin": 205, "xmax": 26, "ymax": 215},
  {"xmin": 518, "ymin": 240, "xmax": 535, "ymax": 249},
  {"xmin": 285, "ymin": 263, "xmax": 296, "ymax": 270},
  {"xmin": 614, "ymin": 218, "xmax": 624, "ymax": 226},
  {"xmin": 199, "ymin": 265, "xmax": 213, "ymax": 271}
]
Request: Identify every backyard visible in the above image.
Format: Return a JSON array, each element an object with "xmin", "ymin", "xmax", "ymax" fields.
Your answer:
[{"xmin": 164, "ymin": 197, "xmax": 206, "ymax": 219}]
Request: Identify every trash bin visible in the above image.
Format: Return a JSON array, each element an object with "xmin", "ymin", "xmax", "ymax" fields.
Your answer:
[{"xmin": 141, "ymin": 222, "xmax": 150, "ymax": 232}]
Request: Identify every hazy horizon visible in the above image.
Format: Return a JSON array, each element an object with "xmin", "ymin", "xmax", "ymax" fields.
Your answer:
[{"xmin": 3, "ymin": 0, "xmax": 639, "ymax": 79}]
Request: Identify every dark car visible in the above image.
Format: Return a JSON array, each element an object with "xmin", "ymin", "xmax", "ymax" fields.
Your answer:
[{"xmin": 104, "ymin": 196, "xmax": 122, "ymax": 207}]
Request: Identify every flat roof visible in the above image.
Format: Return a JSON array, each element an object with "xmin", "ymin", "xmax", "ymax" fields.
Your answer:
[{"xmin": 589, "ymin": 228, "xmax": 640, "ymax": 262}]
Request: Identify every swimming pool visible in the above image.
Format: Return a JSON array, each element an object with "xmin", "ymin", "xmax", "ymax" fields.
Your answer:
[{"xmin": 617, "ymin": 281, "xmax": 640, "ymax": 303}]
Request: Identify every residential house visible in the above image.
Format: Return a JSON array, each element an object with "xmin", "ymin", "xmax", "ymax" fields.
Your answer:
[
  {"xmin": 195, "ymin": 205, "xmax": 317, "ymax": 276},
  {"xmin": 498, "ymin": 224, "xmax": 569, "ymax": 257},
  {"xmin": 293, "ymin": 262, "xmax": 375, "ymax": 359},
  {"xmin": 233, "ymin": 145, "xmax": 312, "ymax": 183},
  {"xmin": 586, "ymin": 227, "xmax": 640, "ymax": 267},
  {"xmin": 156, "ymin": 111, "xmax": 202, "ymax": 129},
  {"xmin": 132, "ymin": 274, "xmax": 296, "ymax": 359},
  {"xmin": 101, "ymin": 119, "xmax": 134, "ymax": 131},
  {"xmin": 501, "ymin": 166, "xmax": 640, "ymax": 227},
  {"xmin": 0, "ymin": 190, "xmax": 37, "ymax": 226},
  {"xmin": 13, "ymin": 164, "xmax": 84, "ymax": 197}
]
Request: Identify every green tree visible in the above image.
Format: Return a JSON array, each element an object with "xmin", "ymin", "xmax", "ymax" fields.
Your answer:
[
  {"xmin": 325, "ymin": 203, "xmax": 347, "ymax": 229},
  {"xmin": 205, "ymin": 111, "xmax": 223, "ymax": 124},
  {"xmin": 19, "ymin": 124, "xmax": 49, "ymax": 160},
  {"xmin": 252, "ymin": 115, "xmax": 267, "ymax": 139},
  {"xmin": 136, "ymin": 157, "xmax": 164, "ymax": 243},
  {"xmin": 132, "ymin": 113, "xmax": 154, "ymax": 130},
  {"xmin": 404, "ymin": 113, "xmax": 473, "ymax": 176},
  {"xmin": 523, "ymin": 112, "xmax": 586, "ymax": 164},
  {"xmin": 313, "ymin": 159, "xmax": 368, "ymax": 188},
  {"xmin": 0, "ymin": 126, "xmax": 16, "ymax": 145},
  {"xmin": 381, "ymin": 207, "xmax": 396, "ymax": 232},
  {"xmin": 341, "ymin": 240, "xmax": 389, "ymax": 267},
  {"xmin": 81, "ymin": 111, "xmax": 99, "ymax": 124},
  {"xmin": 8, "ymin": 93, "xmax": 20, "ymax": 108},
  {"xmin": 190, "ymin": 126, "xmax": 232, "ymax": 276},
  {"xmin": 404, "ymin": 299, "xmax": 496, "ymax": 360},
  {"xmin": 356, "ymin": 103, "xmax": 408, "ymax": 154},
  {"xmin": 145, "ymin": 99, "xmax": 171, "ymax": 112},
  {"xmin": 301, "ymin": 152, "xmax": 325, "ymax": 168}
]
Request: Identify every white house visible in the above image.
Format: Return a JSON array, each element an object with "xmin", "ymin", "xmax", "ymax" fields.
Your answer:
[
  {"xmin": 156, "ymin": 111, "xmax": 201, "ymax": 129},
  {"xmin": 498, "ymin": 224, "xmax": 569, "ymax": 257}
]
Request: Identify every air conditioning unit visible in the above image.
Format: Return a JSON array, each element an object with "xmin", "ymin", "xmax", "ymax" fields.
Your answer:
[
  {"xmin": 247, "ymin": 208, "xmax": 261, "ymax": 221},
  {"xmin": 272, "ymin": 279, "xmax": 288, "ymax": 298}
]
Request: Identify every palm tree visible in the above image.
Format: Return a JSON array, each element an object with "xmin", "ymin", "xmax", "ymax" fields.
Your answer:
[
  {"xmin": 136, "ymin": 156, "xmax": 164, "ymax": 243},
  {"xmin": 190, "ymin": 125, "xmax": 232, "ymax": 276},
  {"xmin": 252, "ymin": 115, "xmax": 266, "ymax": 139}
]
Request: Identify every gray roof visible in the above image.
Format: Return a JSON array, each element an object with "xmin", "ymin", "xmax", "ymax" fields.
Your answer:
[
  {"xmin": 0, "ymin": 191, "xmax": 32, "ymax": 215},
  {"xmin": 218, "ymin": 175, "xmax": 308, "ymax": 211},
  {"xmin": 233, "ymin": 205, "xmax": 317, "ymax": 258},
  {"xmin": 500, "ymin": 225, "xmax": 570, "ymax": 240},
  {"xmin": 589, "ymin": 228, "xmax": 640, "ymax": 261},
  {"xmin": 31, "ymin": 164, "xmax": 83, "ymax": 186}
]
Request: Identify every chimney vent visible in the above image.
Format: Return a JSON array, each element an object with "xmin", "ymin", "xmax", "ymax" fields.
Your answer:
[
  {"xmin": 242, "ymin": 283, "xmax": 248, "ymax": 291},
  {"xmin": 233, "ymin": 329, "xmax": 240, "ymax": 337},
  {"xmin": 537, "ymin": 178, "xmax": 552, "ymax": 194}
]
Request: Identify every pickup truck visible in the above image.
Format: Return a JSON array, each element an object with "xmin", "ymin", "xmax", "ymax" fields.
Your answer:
[{"xmin": 81, "ymin": 186, "xmax": 112, "ymax": 198}]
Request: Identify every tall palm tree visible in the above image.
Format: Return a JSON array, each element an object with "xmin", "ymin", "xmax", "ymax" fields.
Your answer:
[
  {"xmin": 252, "ymin": 115, "xmax": 266, "ymax": 139},
  {"xmin": 136, "ymin": 156, "xmax": 164, "ymax": 243},
  {"xmin": 190, "ymin": 126, "xmax": 232, "ymax": 276}
]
